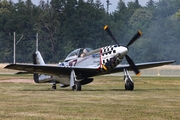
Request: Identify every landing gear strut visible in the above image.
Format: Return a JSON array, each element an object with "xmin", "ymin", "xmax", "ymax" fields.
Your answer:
[
  {"xmin": 123, "ymin": 69, "xmax": 134, "ymax": 90},
  {"xmin": 70, "ymin": 69, "xmax": 82, "ymax": 91}
]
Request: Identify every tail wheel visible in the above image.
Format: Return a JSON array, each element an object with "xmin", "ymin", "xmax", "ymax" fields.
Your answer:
[
  {"xmin": 72, "ymin": 81, "xmax": 81, "ymax": 91},
  {"xmin": 52, "ymin": 84, "xmax": 57, "ymax": 90}
]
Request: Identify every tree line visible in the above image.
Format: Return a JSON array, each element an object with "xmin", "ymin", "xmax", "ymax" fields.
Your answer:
[{"xmin": 0, "ymin": 0, "xmax": 180, "ymax": 64}]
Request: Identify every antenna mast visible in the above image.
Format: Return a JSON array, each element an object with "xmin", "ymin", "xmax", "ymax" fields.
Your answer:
[
  {"xmin": 13, "ymin": 32, "xmax": 23, "ymax": 63},
  {"xmin": 36, "ymin": 33, "xmax": 38, "ymax": 52},
  {"xmin": 106, "ymin": 0, "xmax": 112, "ymax": 14},
  {"xmin": 13, "ymin": 32, "xmax": 15, "ymax": 64}
]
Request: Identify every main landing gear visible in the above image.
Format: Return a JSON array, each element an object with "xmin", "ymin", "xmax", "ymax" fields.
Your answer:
[
  {"xmin": 72, "ymin": 81, "xmax": 81, "ymax": 91},
  {"xmin": 70, "ymin": 69, "xmax": 82, "ymax": 91},
  {"xmin": 123, "ymin": 69, "xmax": 134, "ymax": 90}
]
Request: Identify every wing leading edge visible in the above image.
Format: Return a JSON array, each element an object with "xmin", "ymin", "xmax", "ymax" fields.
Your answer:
[
  {"xmin": 112, "ymin": 60, "xmax": 175, "ymax": 73},
  {"xmin": 4, "ymin": 64, "xmax": 99, "ymax": 77}
]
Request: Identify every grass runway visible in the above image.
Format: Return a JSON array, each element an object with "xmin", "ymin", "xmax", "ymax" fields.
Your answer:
[{"xmin": 0, "ymin": 75, "xmax": 180, "ymax": 120}]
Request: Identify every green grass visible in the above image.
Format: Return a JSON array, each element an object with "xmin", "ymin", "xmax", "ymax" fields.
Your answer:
[
  {"xmin": 0, "ymin": 75, "xmax": 180, "ymax": 120},
  {"xmin": 0, "ymin": 74, "xmax": 32, "ymax": 80}
]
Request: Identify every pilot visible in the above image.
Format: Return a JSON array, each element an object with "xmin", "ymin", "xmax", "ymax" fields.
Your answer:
[{"xmin": 81, "ymin": 49, "xmax": 88, "ymax": 57}]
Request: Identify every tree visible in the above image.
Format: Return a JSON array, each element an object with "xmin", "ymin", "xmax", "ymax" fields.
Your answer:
[
  {"xmin": 33, "ymin": 0, "xmax": 63, "ymax": 62},
  {"xmin": 61, "ymin": 1, "xmax": 107, "ymax": 52},
  {"xmin": 129, "ymin": 8, "xmax": 153, "ymax": 30},
  {"xmin": 156, "ymin": 0, "xmax": 180, "ymax": 18},
  {"xmin": 116, "ymin": 0, "xmax": 126, "ymax": 12},
  {"xmin": 127, "ymin": 0, "xmax": 141, "ymax": 10},
  {"xmin": 146, "ymin": 0, "xmax": 156, "ymax": 7}
]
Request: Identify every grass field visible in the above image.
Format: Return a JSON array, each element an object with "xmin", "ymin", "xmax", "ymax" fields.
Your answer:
[{"xmin": 0, "ymin": 75, "xmax": 180, "ymax": 120}]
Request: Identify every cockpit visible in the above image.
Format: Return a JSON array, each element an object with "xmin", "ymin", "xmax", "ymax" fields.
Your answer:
[{"xmin": 64, "ymin": 48, "xmax": 92, "ymax": 62}]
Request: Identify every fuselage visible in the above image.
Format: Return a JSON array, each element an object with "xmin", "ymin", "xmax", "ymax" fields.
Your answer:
[
  {"xmin": 61, "ymin": 45, "xmax": 128, "ymax": 69},
  {"xmin": 37, "ymin": 45, "xmax": 128, "ymax": 85}
]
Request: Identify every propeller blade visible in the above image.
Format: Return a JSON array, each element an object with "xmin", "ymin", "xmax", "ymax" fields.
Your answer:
[
  {"xmin": 127, "ymin": 30, "xmax": 142, "ymax": 47},
  {"xmin": 125, "ymin": 55, "xmax": 141, "ymax": 76},
  {"xmin": 104, "ymin": 25, "xmax": 119, "ymax": 45}
]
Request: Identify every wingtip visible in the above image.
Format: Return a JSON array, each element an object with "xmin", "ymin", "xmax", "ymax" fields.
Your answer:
[{"xmin": 4, "ymin": 64, "xmax": 16, "ymax": 69}]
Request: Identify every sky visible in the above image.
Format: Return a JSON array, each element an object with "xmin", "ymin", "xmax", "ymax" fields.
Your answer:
[{"xmin": 11, "ymin": 0, "xmax": 159, "ymax": 12}]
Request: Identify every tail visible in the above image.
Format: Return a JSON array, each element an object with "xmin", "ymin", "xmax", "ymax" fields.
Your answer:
[
  {"xmin": 33, "ymin": 51, "xmax": 51, "ymax": 83},
  {"xmin": 33, "ymin": 51, "xmax": 45, "ymax": 65}
]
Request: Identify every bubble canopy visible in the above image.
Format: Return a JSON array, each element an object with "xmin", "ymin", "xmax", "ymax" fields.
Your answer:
[{"xmin": 64, "ymin": 48, "xmax": 93, "ymax": 61}]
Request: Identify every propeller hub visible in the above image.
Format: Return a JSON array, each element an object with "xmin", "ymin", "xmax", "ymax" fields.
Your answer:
[{"xmin": 116, "ymin": 46, "xmax": 128, "ymax": 57}]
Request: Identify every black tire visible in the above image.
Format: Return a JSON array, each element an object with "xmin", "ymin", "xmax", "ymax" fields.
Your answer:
[
  {"xmin": 72, "ymin": 82, "xmax": 81, "ymax": 91},
  {"xmin": 52, "ymin": 84, "xmax": 56, "ymax": 89},
  {"xmin": 125, "ymin": 81, "xmax": 134, "ymax": 90}
]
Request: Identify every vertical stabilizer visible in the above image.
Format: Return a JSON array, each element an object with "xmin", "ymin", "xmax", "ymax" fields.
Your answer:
[
  {"xmin": 33, "ymin": 51, "xmax": 45, "ymax": 65},
  {"xmin": 33, "ymin": 51, "xmax": 45, "ymax": 83}
]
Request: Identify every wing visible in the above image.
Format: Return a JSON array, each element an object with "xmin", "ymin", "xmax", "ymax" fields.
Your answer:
[
  {"xmin": 4, "ymin": 60, "xmax": 175, "ymax": 76},
  {"xmin": 4, "ymin": 64, "xmax": 99, "ymax": 77},
  {"xmin": 111, "ymin": 60, "xmax": 175, "ymax": 73}
]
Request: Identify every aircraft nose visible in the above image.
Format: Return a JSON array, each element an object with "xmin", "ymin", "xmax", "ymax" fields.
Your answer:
[{"xmin": 116, "ymin": 46, "xmax": 128, "ymax": 56}]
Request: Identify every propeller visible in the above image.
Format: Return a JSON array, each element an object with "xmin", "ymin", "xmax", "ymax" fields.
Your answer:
[
  {"xmin": 127, "ymin": 30, "xmax": 142, "ymax": 47},
  {"xmin": 104, "ymin": 25, "xmax": 142, "ymax": 76},
  {"xmin": 104, "ymin": 25, "xmax": 120, "ymax": 46},
  {"xmin": 125, "ymin": 55, "xmax": 140, "ymax": 76}
]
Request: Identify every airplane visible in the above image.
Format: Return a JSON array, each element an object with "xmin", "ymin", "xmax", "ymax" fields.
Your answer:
[{"xmin": 4, "ymin": 25, "xmax": 175, "ymax": 91}]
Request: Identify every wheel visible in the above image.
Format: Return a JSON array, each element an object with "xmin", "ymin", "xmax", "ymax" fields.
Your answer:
[
  {"xmin": 125, "ymin": 80, "xmax": 134, "ymax": 90},
  {"xmin": 52, "ymin": 84, "xmax": 56, "ymax": 89},
  {"xmin": 72, "ymin": 82, "xmax": 81, "ymax": 91}
]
